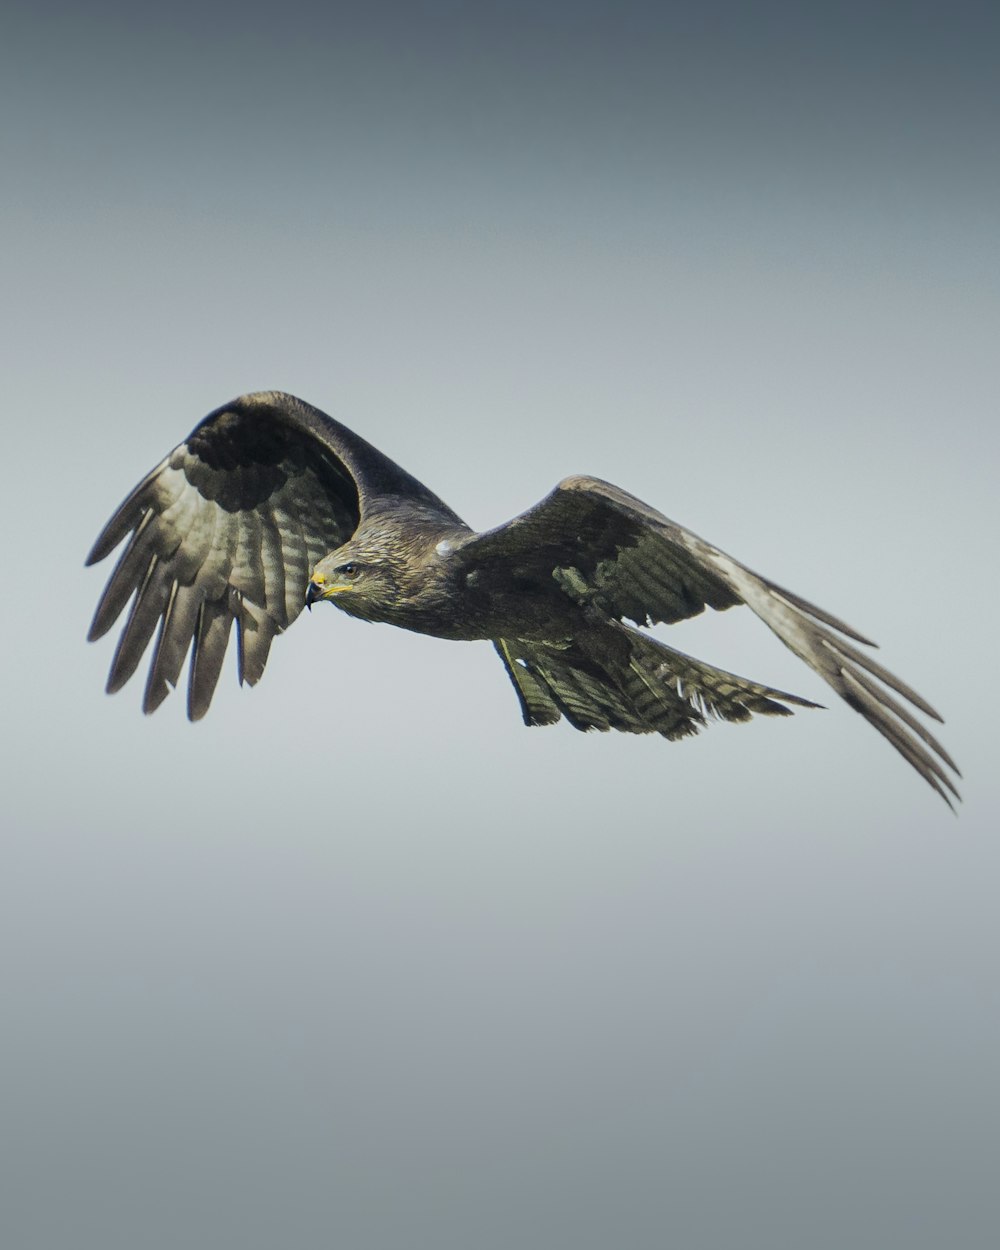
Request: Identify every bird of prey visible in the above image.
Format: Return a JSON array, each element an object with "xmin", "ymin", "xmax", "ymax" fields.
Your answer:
[{"xmin": 87, "ymin": 391, "xmax": 959, "ymax": 805}]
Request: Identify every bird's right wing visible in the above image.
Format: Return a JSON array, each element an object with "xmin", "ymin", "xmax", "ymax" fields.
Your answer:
[
  {"xmin": 87, "ymin": 391, "xmax": 452, "ymax": 719},
  {"xmin": 461, "ymin": 475, "xmax": 960, "ymax": 805}
]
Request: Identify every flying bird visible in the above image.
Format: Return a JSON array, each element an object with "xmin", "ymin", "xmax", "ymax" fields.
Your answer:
[{"xmin": 87, "ymin": 392, "xmax": 959, "ymax": 805}]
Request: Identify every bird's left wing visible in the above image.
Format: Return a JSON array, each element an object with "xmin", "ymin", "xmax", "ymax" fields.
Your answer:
[{"xmin": 458, "ymin": 475, "xmax": 959, "ymax": 804}]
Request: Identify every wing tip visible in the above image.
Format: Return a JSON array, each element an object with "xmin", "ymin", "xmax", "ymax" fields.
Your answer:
[{"xmin": 85, "ymin": 528, "xmax": 122, "ymax": 567}]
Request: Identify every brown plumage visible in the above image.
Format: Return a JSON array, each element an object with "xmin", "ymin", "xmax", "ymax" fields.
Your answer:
[{"xmin": 87, "ymin": 391, "xmax": 960, "ymax": 806}]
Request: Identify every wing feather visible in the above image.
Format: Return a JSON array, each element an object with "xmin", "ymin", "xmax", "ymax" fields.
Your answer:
[
  {"xmin": 188, "ymin": 598, "xmax": 234, "ymax": 721},
  {"xmin": 144, "ymin": 581, "xmax": 205, "ymax": 713},
  {"xmin": 270, "ymin": 495, "xmax": 311, "ymax": 627},
  {"xmin": 256, "ymin": 506, "xmax": 288, "ymax": 627},
  {"xmin": 230, "ymin": 510, "xmax": 266, "ymax": 603},
  {"xmin": 88, "ymin": 510, "xmax": 158, "ymax": 641},
  {"xmin": 235, "ymin": 598, "xmax": 279, "ymax": 687},
  {"xmin": 87, "ymin": 458, "xmax": 172, "ymax": 564},
  {"xmin": 106, "ymin": 554, "xmax": 173, "ymax": 694}
]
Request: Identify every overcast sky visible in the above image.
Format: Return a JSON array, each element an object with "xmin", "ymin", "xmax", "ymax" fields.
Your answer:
[{"xmin": 3, "ymin": 2, "xmax": 998, "ymax": 1247}]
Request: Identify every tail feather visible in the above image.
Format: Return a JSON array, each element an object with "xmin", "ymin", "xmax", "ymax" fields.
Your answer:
[
  {"xmin": 493, "ymin": 640, "xmax": 561, "ymax": 727},
  {"xmin": 625, "ymin": 628, "xmax": 820, "ymax": 726},
  {"xmin": 494, "ymin": 638, "xmax": 651, "ymax": 733},
  {"xmin": 495, "ymin": 624, "xmax": 818, "ymax": 740}
]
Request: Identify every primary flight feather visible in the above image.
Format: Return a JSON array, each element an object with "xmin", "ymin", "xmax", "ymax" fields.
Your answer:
[{"xmin": 87, "ymin": 392, "xmax": 960, "ymax": 806}]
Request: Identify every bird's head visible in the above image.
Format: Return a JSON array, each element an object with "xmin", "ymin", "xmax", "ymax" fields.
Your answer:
[{"xmin": 306, "ymin": 534, "xmax": 404, "ymax": 621}]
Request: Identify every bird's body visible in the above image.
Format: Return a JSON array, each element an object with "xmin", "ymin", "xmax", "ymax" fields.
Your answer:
[
  {"xmin": 323, "ymin": 510, "xmax": 585, "ymax": 642},
  {"xmin": 87, "ymin": 391, "xmax": 960, "ymax": 805}
]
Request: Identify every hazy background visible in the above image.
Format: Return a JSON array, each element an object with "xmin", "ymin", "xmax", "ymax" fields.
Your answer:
[{"xmin": 2, "ymin": 2, "xmax": 997, "ymax": 1246}]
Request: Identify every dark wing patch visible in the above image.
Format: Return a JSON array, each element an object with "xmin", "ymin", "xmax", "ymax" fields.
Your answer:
[
  {"xmin": 466, "ymin": 476, "xmax": 959, "ymax": 805},
  {"xmin": 87, "ymin": 400, "xmax": 360, "ymax": 717},
  {"xmin": 464, "ymin": 475, "xmax": 742, "ymax": 629}
]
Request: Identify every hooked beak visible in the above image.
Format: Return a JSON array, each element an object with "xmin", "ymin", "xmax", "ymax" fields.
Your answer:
[
  {"xmin": 305, "ymin": 577, "xmax": 326, "ymax": 610},
  {"xmin": 307, "ymin": 572, "xmax": 352, "ymax": 610}
]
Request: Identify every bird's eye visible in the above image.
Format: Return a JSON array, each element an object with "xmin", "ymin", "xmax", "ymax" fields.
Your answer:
[{"xmin": 337, "ymin": 562, "xmax": 361, "ymax": 579}]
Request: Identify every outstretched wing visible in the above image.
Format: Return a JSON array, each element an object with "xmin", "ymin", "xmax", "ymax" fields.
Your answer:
[
  {"xmin": 87, "ymin": 391, "xmax": 458, "ymax": 719},
  {"xmin": 461, "ymin": 475, "xmax": 960, "ymax": 805}
]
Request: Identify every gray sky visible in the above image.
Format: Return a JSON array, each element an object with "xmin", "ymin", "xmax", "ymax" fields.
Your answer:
[{"xmin": 3, "ymin": 2, "xmax": 998, "ymax": 1247}]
